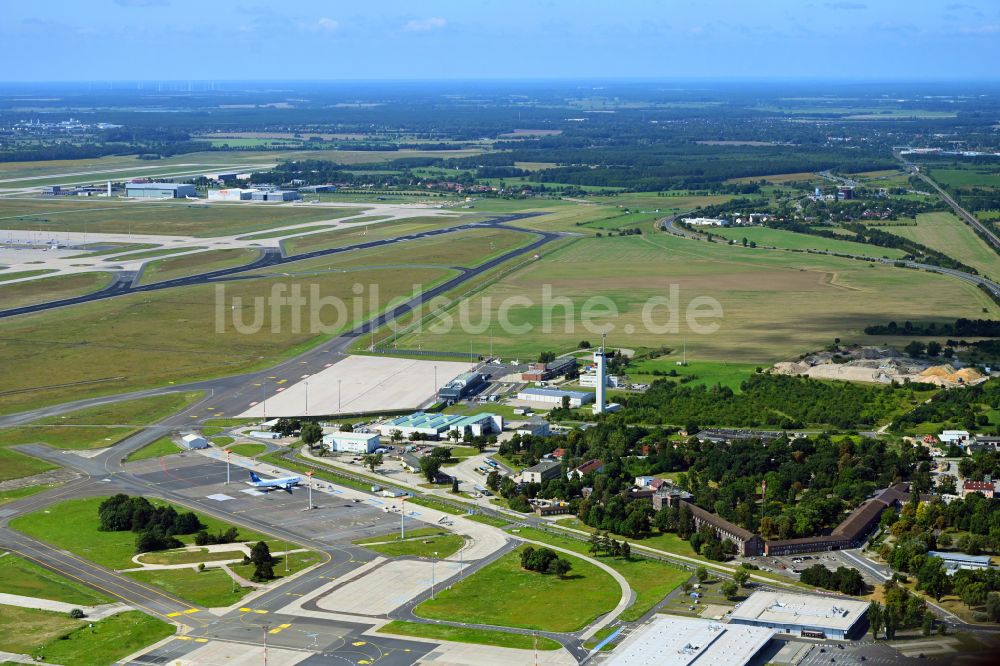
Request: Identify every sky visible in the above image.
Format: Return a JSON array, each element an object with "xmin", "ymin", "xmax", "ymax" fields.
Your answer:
[{"xmin": 3, "ymin": 0, "xmax": 999, "ymax": 81}]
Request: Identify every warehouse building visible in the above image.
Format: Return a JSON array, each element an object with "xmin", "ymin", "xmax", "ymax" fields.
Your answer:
[
  {"xmin": 376, "ymin": 411, "xmax": 502, "ymax": 439},
  {"xmin": 207, "ymin": 188, "xmax": 254, "ymax": 201},
  {"xmin": 125, "ymin": 182, "xmax": 196, "ymax": 199},
  {"xmin": 605, "ymin": 616, "xmax": 774, "ymax": 666},
  {"xmin": 927, "ymin": 551, "xmax": 994, "ymax": 575},
  {"xmin": 250, "ymin": 189, "xmax": 301, "ymax": 202},
  {"xmin": 437, "ymin": 372, "xmax": 486, "ymax": 403},
  {"xmin": 516, "ymin": 387, "xmax": 594, "ymax": 408},
  {"xmin": 323, "ymin": 431, "xmax": 381, "ymax": 454},
  {"xmin": 729, "ymin": 591, "xmax": 868, "ymax": 640}
]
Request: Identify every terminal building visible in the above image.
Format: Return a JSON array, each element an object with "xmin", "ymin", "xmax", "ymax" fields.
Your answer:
[
  {"xmin": 376, "ymin": 411, "xmax": 502, "ymax": 439},
  {"xmin": 125, "ymin": 182, "xmax": 196, "ymax": 199},
  {"xmin": 516, "ymin": 387, "xmax": 594, "ymax": 408},
  {"xmin": 728, "ymin": 591, "xmax": 869, "ymax": 640},
  {"xmin": 604, "ymin": 616, "xmax": 774, "ymax": 666},
  {"xmin": 437, "ymin": 372, "xmax": 486, "ymax": 403},
  {"xmin": 323, "ymin": 431, "xmax": 381, "ymax": 454}
]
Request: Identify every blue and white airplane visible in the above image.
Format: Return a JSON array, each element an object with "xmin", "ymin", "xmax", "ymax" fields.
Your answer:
[{"xmin": 247, "ymin": 471, "xmax": 300, "ymax": 492}]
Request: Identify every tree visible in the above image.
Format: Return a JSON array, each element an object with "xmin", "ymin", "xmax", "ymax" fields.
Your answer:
[
  {"xmin": 734, "ymin": 568, "xmax": 751, "ymax": 588},
  {"xmin": 339, "ymin": 422, "xmax": 354, "ymax": 432},
  {"xmin": 300, "ymin": 422, "xmax": 322, "ymax": 446},
  {"xmin": 550, "ymin": 557, "xmax": 572, "ymax": 579},
  {"xmin": 250, "ymin": 541, "xmax": 275, "ymax": 582},
  {"xmin": 681, "ymin": 581, "xmax": 692, "ymax": 594},
  {"xmin": 621, "ymin": 541, "xmax": 631, "ymax": 560},
  {"xmin": 869, "ymin": 601, "xmax": 883, "ymax": 640},
  {"xmin": 696, "ymin": 566, "xmax": 709, "ymax": 583},
  {"xmin": 451, "ymin": 477, "xmax": 460, "ymax": 493},
  {"xmin": 270, "ymin": 418, "xmax": 300, "ymax": 437},
  {"xmin": 720, "ymin": 581, "xmax": 739, "ymax": 600},
  {"xmin": 362, "ymin": 453, "xmax": 383, "ymax": 474},
  {"xmin": 921, "ymin": 611, "xmax": 934, "ymax": 636},
  {"xmin": 390, "ymin": 429, "xmax": 404, "ymax": 444},
  {"xmin": 588, "ymin": 532, "xmax": 601, "ymax": 556},
  {"xmin": 419, "ymin": 456, "xmax": 442, "ymax": 483},
  {"xmin": 68, "ymin": 608, "xmax": 85, "ymax": 619},
  {"xmin": 985, "ymin": 593, "xmax": 1000, "ymax": 622},
  {"xmin": 538, "ymin": 351, "xmax": 556, "ymax": 364}
]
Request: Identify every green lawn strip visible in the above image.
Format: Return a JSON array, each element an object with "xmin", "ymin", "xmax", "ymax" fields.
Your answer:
[
  {"xmin": 711, "ymin": 226, "xmax": 906, "ymax": 258},
  {"xmin": 0, "ymin": 425, "xmax": 135, "ymax": 451},
  {"xmin": 0, "ymin": 604, "xmax": 86, "ymax": 654},
  {"xmin": 10, "ymin": 496, "xmax": 270, "ymax": 570},
  {"xmin": 124, "ymin": 436, "xmax": 181, "ymax": 462},
  {"xmin": 0, "ymin": 447, "xmax": 58, "ymax": 481},
  {"xmin": 231, "ymin": 549, "xmax": 324, "ymax": 582},
  {"xmin": 414, "ymin": 546, "xmax": 618, "ymax": 633},
  {"xmin": 512, "ymin": 527, "xmax": 690, "ymax": 622},
  {"xmin": 226, "ymin": 443, "xmax": 266, "ymax": 457},
  {"xmin": 26, "ymin": 610, "xmax": 174, "ymax": 666},
  {"xmin": 106, "ymin": 246, "xmax": 207, "ymax": 262},
  {"xmin": 405, "ymin": 495, "xmax": 466, "ymax": 515},
  {"xmin": 0, "ymin": 484, "xmax": 56, "ymax": 506},
  {"xmin": 0, "ymin": 555, "xmax": 113, "ymax": 606},
  {"xmin": 36, "ymin": 392, "xmax": 203, "ymax": 426},
  {"xmin": 353, "ymin": 529, "xmax": 465, "ymax": 558},
  {"xmin": 583, "ymin": 625, "xmax": 619, "ymax": 651},
  {"xmin": 0, "ymin": 269, "xmax": 57, "ymax": 283},
  {"xmin": 237, "ymin": 225, "xmax": 333, "ymax": 240},
  {"xmin": 211, "ymin": 436, "xmax": 235, "ymax": 447},
  {"xmin": 138, "ymin": 248, "xmax": 261, "ymax": 285},
  {"xmin": 136, "ymin": 548, "xmax": 247, "ymax": 566},
  {"xmin": 0, "ymin": 271, "xmax": 115, "ymax": 310},
  {"xmin": 126, "ymin": 568, "xmax": 252, "ymax": 608},
  {"xmin": 464, "ymin": 514, "xmax": 513, "ymax": 528},
  {"xmin": 66, "ymin": 243, "xmax": 157, "ymax": 259},
  {"xmin": 378, "ymin": 621, "xmax": 561, "ymax": 651},
  {"xmin": 202, "ymin": 418, "xmax": 256, "ymax": 428}
]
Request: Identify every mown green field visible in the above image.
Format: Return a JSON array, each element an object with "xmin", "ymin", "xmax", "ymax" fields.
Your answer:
[
  {"xmin": 0, "ymin": 269, "xmax": 56, "ymax": 282},
  {"xmin": 710, "ymin": 226, "xmax": 907, "ymax": 259},
  {"xmin": 226, "ymin": 442, "xmax": 267, "ymax": 457},
  {"xmin": 884, "ymin": 212, "xmax": 999, "ymax": 279},
  {"xmin": 126, "ymin": 568, "xmax": 251, "ymax": 608},
  {"xmin": 0, "ymin": 555, "xmax": 113, "ymax": 606},
  {"xmin": 929, "ymin": 167, "xmax": 1000, "ymax": 190},
  {"xmin": 0, "ymin": 271, "xmax": 114, "ymax": 310},
  {"xmin": 280, "ymin": 215, "xmax": 462, "ymax": 255},
  {"xmin": 138, "ymin": 248, "xmax": 261, "ymax": 284},
  {"xmin": 124, "ymin": 436, "xmax": 181, "ymax": 462},
  {"xmin": 0, "ymin": 264, "xmax": 453, "ymax": 415},
  {"xmin": 413, "ymin": 546, "xmax": 618, "ymax": 632},
  {"xmin": 0, "ymin": 197, "xmax": 365, "ymax": 237},
  {"xmin": 0, "ymin": 447, "xmax": 58, "ymax": 481},
  {"xmin": 0, "ymin": 484, "xmax": 55, "ymax": 506},
  {"xmin": 624, "ymin": 358, "xmax": 760, "ymax": 391},
  {"xmin": 393, "ymin": 233, "xmax": 1000, "ymax": 364},
  {"xmin": 353, "ymin": 528, "xmax": 465, "ymax": 558}
]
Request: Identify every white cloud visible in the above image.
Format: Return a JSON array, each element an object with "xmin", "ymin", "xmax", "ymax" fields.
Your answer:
[
  {"xmin": 403, "ymin": 17, "xmax": 447, "ymax": 32},
  {"xmin": 316, "ymin": 17, "xmax": 339, "ymax": 32},
  {"xmin": 114, "ymin": 0, "xmax": 170, "ymax": 6}
]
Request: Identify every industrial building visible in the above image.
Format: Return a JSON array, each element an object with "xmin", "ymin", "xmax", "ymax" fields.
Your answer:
[
  {"xmin": 516, "ymin": 387, "xmax": 594, "ymax": 408},
  {"xmin": 604, "ymin": 616, "xmax": 774, "ymax": 666},
  {"xmin": 522, "ymin": 460, "xmax": 562, "ymax": 483},
  {"xmin": 207, "ymin": 188, "xmax": 254, "ymax": 201},
  {"xmin": 437, "ymin": 372, "xmax": 486, "ymax": 403},
  {"xmin": 683, "ymin": 217, "xmax": 729, "ymax": 226},
  {"xmin": 516, "ymin": 416, "xmax": 551, "ymax": 437},
  {"xmin": 376, "ymin": 411, "xmax": 502, "ymax": 439},
  {"xmin": 250, "ymin": 189, "xmax": 301, "ymax": 202},
  {"xmin": 180, "ymin": 433, "xmax": 208, "ymax": 449},
  {"xmin": 125, "ymin": 182, "xmax": 196, "ymax": 199},
  {"xmin": 521, "ymin": 356, "xmax": 577, "ymax": 381},
  {"xmin": 323, "ymin": 431, "xmax": 381, "ymax": 454},
  {"xmin": 729, "ymin": 591, "xmax": 869, "ymax": 640},
  {"xmin": 927, "ymin": 551, "xmax": 994, "ymax": 575}
]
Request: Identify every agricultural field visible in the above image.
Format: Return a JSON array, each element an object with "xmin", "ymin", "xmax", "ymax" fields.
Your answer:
[
  {"xmin": 710, "ymin": 226, "xmax": 907, "ymax": 259},
  {"xmin": 0, "ymin": 197, "xmax": 366, "ymax": 237},
  {"xmin": 0, "ymin": 271, "xmax": 114, "ymax": 310},
  {"xmin": 928, "ymin": 166, "xmax": 1000, "ymax": 191},
  {"xmin": 622, "ymin": 358, "xmax": 760, "ymax": 391},
  {"xmin": 883, "ymin": 212, "xmax": 1000, "ymax": 279},
  {"xmin": 413, "ymin": 546, "xmax": 618, "ymax": 632},
  {"xmin": 138, "ymin": 248, "xmax": 261, "ymax": 284},
  {"xmin": 0, "ymin": 264, "xmax": 453, "ymax": 415},
  {"xmin": 392, "ymin": 233, "xmax": 1000, "ymax": 365}
]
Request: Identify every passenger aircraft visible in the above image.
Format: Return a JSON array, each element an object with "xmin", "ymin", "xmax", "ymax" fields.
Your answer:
[{"xmin": 247, "ymin": 471, "xmax": 300, "ymax": 492}]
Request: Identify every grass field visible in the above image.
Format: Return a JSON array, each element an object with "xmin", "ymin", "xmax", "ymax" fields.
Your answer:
[
  {"xmin": 710, "ymin": 226, "xmax": 907, "ymax": 259},
  {"xmin": 0, "ymin": 555, "xmax": 113, "ymax": 606},
  {"xmin": 378, "ymin": 621, "xmax": 562, "ymax": 651},
  {"xmin": 0, "ymin": 608, "xmax": 175, "ymax": 666},
  {"xmin": 0, "ymin": 264, "xmax": 453, "ymax": 415},
  {"xmin": 413, "ymin": 546, "xmax": 618, "ymax": 632},
  {"xmin": 280, "ymin": 216, "xmax": 461, "ymax": 255},
  {"xmin": 0, "ymin": 484, "xmax": 55, "ymax": 506},
  {"xmin": 0, "ymin": 605, "xmax": 88, "ymax": 655},
  {"xmin": 231, "ymin": 549, "xmax": 324, "ymax": 582},
  {"xmin": 105, "ymin": 246, "xmax": 206, "ymax": 262},
  {"xmin": 138, "ymin": 248, "xmax": 261, "ymax": 284},
  {"xmin": 237, "ymin": 224, "xmax": 333, "ymax": 240},
  {"xmin": 405, "ymin": 495, "xmax": 466, "ymax": 515},
  {"xmin": 123, "ymin": 436, "xmax": 181, "ymax": 462},
  {"xmin": 624, "ymin": 358, "xmax": 760, "ymax": 391},
  {"xmin": 929, "ymin": 167, "xmax": 1000, "ymax": 191},
  {"xmin": 883, "ymin": 212, "xmax": 999, "ymax": 279},
  {"xmin": 0, "ymin": 271, "xmax": 114, "ymax": 310},
  {"xmin": 0, "ymin": 393, "xmax": 203, "ymax": 456},
  {"xmin": 126, "ymin": 568, "xmax": 251, "ymax": 608},
  {"xmin": 0, "ymin": 447, "xmax": 59, "ymax": 481},
  {"xmin": 226, "ymin": 442, "xmax": 267, "ymax": 457},
  {"xmin": 10, "ymin": 496, "xmax": 269, "ymax": 570},
  {"xmin": 353, "ymin": 528, "xmax": 465, "ymax": 558},
  {"xmin": 0, "ymin": 197, "xmax": 365, "ymax": 237},
  {"xmin": 136, "ymin": 548, "xmax": 246, "ymax": 566},
  {"xmin": 512, "ymin": 527, "xmax": 691, "ymax": 621},
  {"xmin": 393, "ymin": 233, "xmax": 1000, "ymax": 364}
]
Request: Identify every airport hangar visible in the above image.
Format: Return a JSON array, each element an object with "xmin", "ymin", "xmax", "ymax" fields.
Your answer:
[
  {"xmin": 517, "ymin": 387, "xmax": 594, "ymax": 408},
  {"xmin": 376, "ymin": 411, "xmax": 503, "ymax": 439},
  {"xmin": 604, "ymin": 616, "xmax": 774, "ymax": 666},
  {"xmin": 728, "ymin": 590, "xmax": 869, "ymax": 640},
  {"xmin": 125, "ymin": 182, "xmax": 196, "ymax": 198},
  {"xmin": 323, "ymin": 430, "xmax": 381, "ymax": 454}
]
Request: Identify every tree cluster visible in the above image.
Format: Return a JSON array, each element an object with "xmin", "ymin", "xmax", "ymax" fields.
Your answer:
[
  {"xmin": 799, "ymin": 564, "xmax": 865, "ymax": 595},
  {"xmin": 98, "ymin": 494, "xmax": 203, "ymax": 554},
  {"xmin": 519, "ymin": 546, "xmax": 572, "ymax": 578}
]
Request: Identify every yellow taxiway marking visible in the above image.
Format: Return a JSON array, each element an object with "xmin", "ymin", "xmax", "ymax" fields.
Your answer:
[
  {"xmin": 194, "ymin": 638, "xmax": 209, "ymax": 643},
  {"xmin": 176, "ymin": 636, "xmax": 192, "ymax": 641},
  {"xmin": 285, "ymin": 592, "xmax": 304, "ymax": 597},
  {"xmin": 166, "ymin": 612, "xmax": 182, "ymax": 618},
  {"xmin": 183, "ymin": 608, "xmax": 200, "ymax": 614},
  {"xmin": 359, "ymin": 660, "xmax": 371, "ymax": 665},
  {"xmin": 352, "ymin": 641, "xmax": 367, "ymax": 646},
  {"xmin": 269, "ymin": 623, "xmax": 292, "ymax": 635}
]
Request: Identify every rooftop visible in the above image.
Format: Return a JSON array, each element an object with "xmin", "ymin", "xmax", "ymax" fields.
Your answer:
[
  {"xmin": 519, "ymin": 387, "xmax": 592, "ymax": 400},
  {"xmin": 324, "ymin": 431, "xmax": 379, "ymax": 441},
  {"xmin": 384, "ymin": 411, "xmax": 498, "ymax": 430},
  {"xmin": 126, "ymin": 182, "xmax": 189, "ymax": 190},
  {"xmin": 927, "ymin": 551, "xmax": 993, "ymax": 565},
  {"xmin": 604, "ymin": 616, "xmax": 773, "ymax": 666},
  {"xmin": 524, "ymin": 460, "xmax": 561, "ymax": 474},
  {"xmin": 730, "ymin": 591, "xmax": 868, "ymax": 632}
]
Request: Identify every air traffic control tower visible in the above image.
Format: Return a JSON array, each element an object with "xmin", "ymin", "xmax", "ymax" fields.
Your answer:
[{"xmin": 593, "ymin": 341, "xmax": 607, "ymax": 414}]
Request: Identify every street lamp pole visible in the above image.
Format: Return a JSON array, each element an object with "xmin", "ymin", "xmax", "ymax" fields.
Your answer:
[
  {"xmin": 431, "ymin": 553, "xmax": 437, "ymax": 600},
  {"xmin": 400, "ymin": 497, "xmax": 406, "ymax": 540},
  {"xmin": 338, "ymin": 379, "xmax": 342, "ymax": 413},
  {"xmin": 225, "ymin": 449, "xmax": 231, "ymax": 485},
  {"xmin": 263, "ymin": 624, "xmax": 269, "ymax": 666},
  {"xmin": 307, "ymin": 471, "xmax": 314, "ymax": 509}
]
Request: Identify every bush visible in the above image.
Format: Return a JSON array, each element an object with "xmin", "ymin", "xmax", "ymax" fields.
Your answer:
[{"xmin": 68, "ymin": 609, "xmax": 85, "ymax": 619}]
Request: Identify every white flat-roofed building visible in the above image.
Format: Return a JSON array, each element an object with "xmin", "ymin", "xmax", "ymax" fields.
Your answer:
[
  {"xmin": 125, "ymin": 182, "xmax": 196, "ymax": 199},
  {"xmin": 728, "ymin": 591, "xmax": 868, "ymax": 640},
  {"xmin": 207, "ymin": 188, "xmax": 254, "ymax": 201},
  {"xmin": 684, "ymin": 217, "xmax": 729, "ymax": 227},
  {"xmin": 180, "ymin": 433, "xmax": 208, "ymax": 449},
  {"xmin": 604, "ymin": 616, "xmax": 773, "ymax": 666},
  {"xmin": 323, "ymin": 431, "xmax": 381, "ymax": 454},
  {"xmin": 927, "ymin": 551, "xmax": 994, "ymax": 575},
  {"xmin": 517, "ymin": 387, "xmax": 594, "ymax": 408}
]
